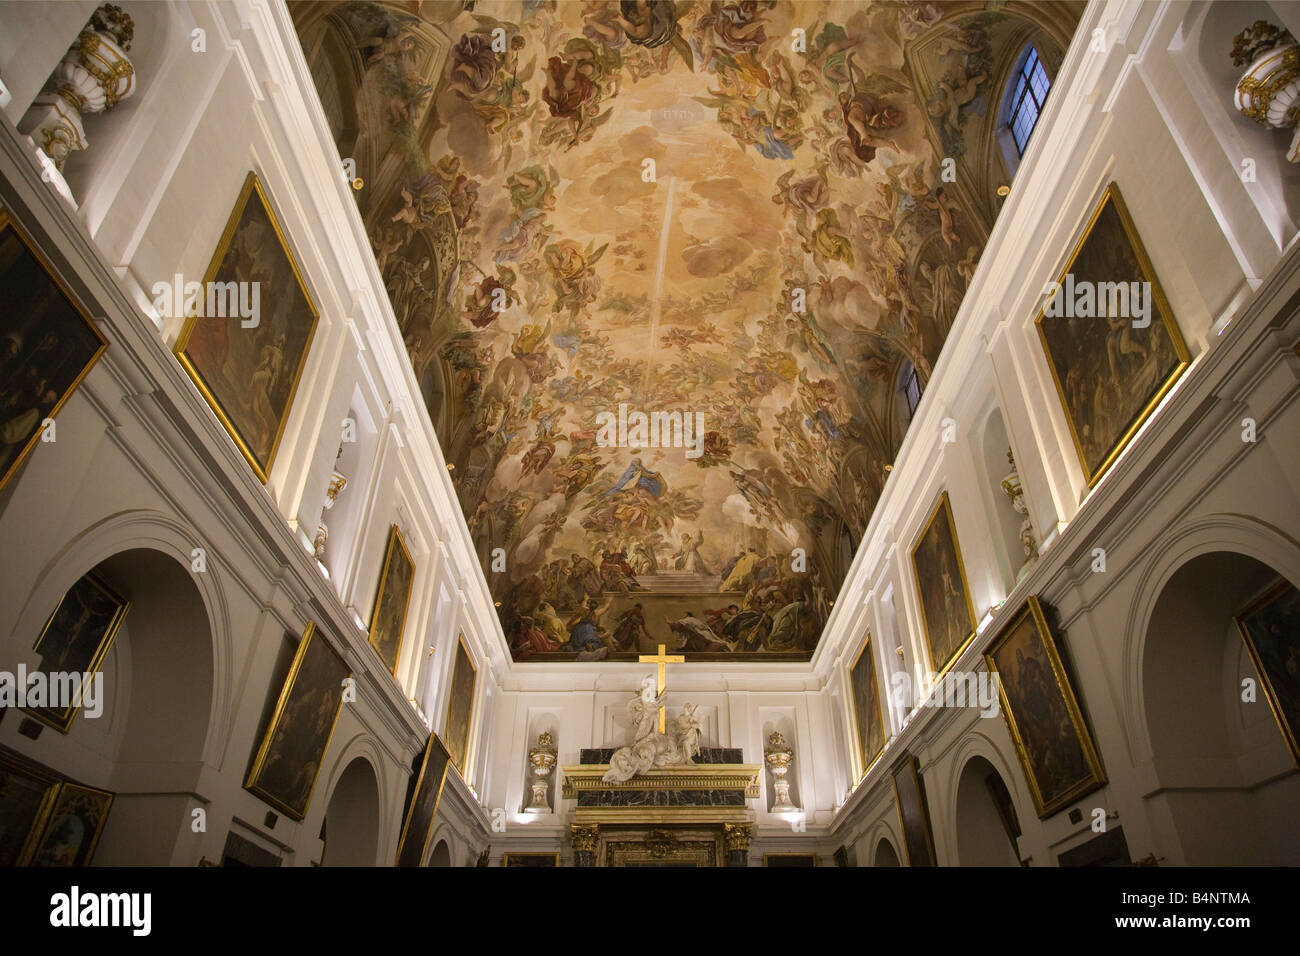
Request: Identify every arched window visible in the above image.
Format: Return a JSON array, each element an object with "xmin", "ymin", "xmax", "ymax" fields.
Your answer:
[
  {"xmin": 1007, "ymin": 46, "xmax": 1051, "ymax": 156},
  {"xmin": 901, "ymin": 361, "xmax": 923, "ymax": 418}
]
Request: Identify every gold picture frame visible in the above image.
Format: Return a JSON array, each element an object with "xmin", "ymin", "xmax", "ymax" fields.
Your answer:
[
  {"xmin": 0, "ymin": 748, "xmax": 62, "ymax": 866},
  {"xmin": 849, "ymin": 632, "xmax": 886, "ymax": 780},
  {"xmin": 1234, "ymin": 578, "xmax": 1300, "ymax": 766},
  {"xmin": 1034, "ymin": 182, "xmax": 1190, "ymax": 487},
  {"xmin": 503, "ymin": 852, "xmax": 559, "ymax": 866},
  {"xmin": 0, "ymin": 208, "xmax": 109, "ymax": 494},
  {"xmin": 244, "ymin": 622, "xmax": 351, "ymax": 821},
  {"xmin": 444, "ymin": 634, "xmax": 478, "ymax": 775},
  {"xmin": 910, "ymin": 491, "xmax": 978, "ymax": 678},
  {"xmin": 173, "ymin": 171, "xmax": 320, "ymax": 483},
  {"xmin": 891, "ymin": 753, "xmax": 936, "ymax": 866},
  {"xmin": 367, "ymin": 525, "xmax": 415, "ymax": 676},
  {"xmin": 29, "ymin": 781, "xmax": 114, "ymax": 867},
  {"xmin": 395, "ymin": 732, "xmax": 451, "ymax": 867},
  {"xmin": 983, "ymin": 596, "xmax": 1106, "ymax": 818},
  {"xmin": 26, "ymin": 570, "xmax": 131, "ymax": 733}
]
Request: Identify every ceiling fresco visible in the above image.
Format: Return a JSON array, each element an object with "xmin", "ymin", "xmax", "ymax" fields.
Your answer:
[{"xmin": 294, "ymin": 1, "xmax": 1078, "ymax": 661}]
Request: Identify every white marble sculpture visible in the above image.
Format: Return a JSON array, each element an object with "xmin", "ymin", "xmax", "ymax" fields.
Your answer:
[{"xmin": 602, "ymin": 676, "xmax": 702, "ymax": 783}]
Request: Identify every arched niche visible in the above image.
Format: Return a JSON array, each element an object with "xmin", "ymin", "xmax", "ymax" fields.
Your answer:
[
  {"xmin": 9, "ymin": 546, "xmax": 218, "ymax": 865},
  {"xmin": 1174, "ymin": 0, "xmax": 1300, "ymax": 247},
  {"xmin": 978, "ymin": 406, "xmax": 1033, "ymax": 595},
  {"xmin": 428, "ymin": 838, "xmax": 452, "ymax": 867},
  {"xmin": 520, "ymin": 711, "xmax": 559, "ymax": 814},
  {"xmin": 1140, "ymin": 550, "xmax": 1299, "ymax": 865},
  {"xmin": 953, "ymin": 755, "xmax": 1022, "ymax": 866},
  {"xmin": 760, "ymin": 712, "xmax": 802, "ymax": 814},
  {"xmin": 320, "ymin": 756, "xmax": 381, "ymax": 867},
  {"xmin": 873, "ymin": 836, "xmax": 901, "ymax": 867}
]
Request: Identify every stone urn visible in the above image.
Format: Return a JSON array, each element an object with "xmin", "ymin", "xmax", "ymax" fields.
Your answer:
[
  {"xmin": 20, "ymin": 4, "xmax": 136, "ymax": 171},
  {"xmin": 1000, "ymin": 450, "xmax": 1038, "ymax": 582},
  {"xmin": 1232, "ymin": 20, "xmax": 1300, "ymax": 162},
  {"xmin": 764, "ymin": 731, "xmax": 798, "ymax": 812},
  {"xmin": 524, "ymin": 731, "xmax": 557, "ymax": 813}
]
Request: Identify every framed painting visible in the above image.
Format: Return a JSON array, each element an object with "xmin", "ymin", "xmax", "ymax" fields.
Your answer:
[
  {"xmin": 504, "ymin": 853, "xmax": 559, "ymax": 867},
  {"xmin": 444, "ymin": 635, "xmax": 478, "ymax": 775},
  {"xmin": 245, "ymin": 622, "xmax": 351, "ymax": 820},
  {"xmin": 1035, "ymin": 182, "xmax": 1190, "ymax": 486},
  {"xmin": 30, "ymin": 782, "xmax": 113, "ymax": 867},
  {"xmin": 26, "ymin": 571, "xmax": 131, "ymax": 733},
  {"xmin": 1234, "ymin": 578, "xmax": 1300, "ymax": 765},
  {"xmin": 173, "ymin": 171, "xmax": 320, "ymax": 482},
  {"xmin": 911, "ymin": 492, "xmax": 977, "ymax": 677},
  {"xmin": 983, "ymin": 596, "xmax": 1106, "ymax": 818},
  {"xmin": 891, "ymin": 753, "xmax": 936, "ymax": 866},
  {"xmin": 395, "ymin": 732, "xmax": 451, "ymax": 867},
  {"xmin": 0, "ymin": 208, "xmax": 109, "ymax": 494},
  {"xmin": 849, "ymin": 632, "xmax": 886, "ymax": 779},
  {"xmin": 0, "ymin": 748, "xmax": 61, "ymax": 866},
  {"xmin": 368, "ymin": 525, "xmax": 415, "ymax": 676}
]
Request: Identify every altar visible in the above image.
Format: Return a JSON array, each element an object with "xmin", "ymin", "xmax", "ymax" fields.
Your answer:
[
  {"xmin": 557, "ymin": 648, "xmax": 760, "ymax": 866},
  {"xmin": 561, "ymin": 748, "xmax": 760, "ymax": 866}
]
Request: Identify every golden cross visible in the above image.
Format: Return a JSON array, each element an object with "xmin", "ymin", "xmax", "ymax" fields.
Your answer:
[{"xmin": 638, "ymin": 643, "xmax": 685, "ymax": 733}]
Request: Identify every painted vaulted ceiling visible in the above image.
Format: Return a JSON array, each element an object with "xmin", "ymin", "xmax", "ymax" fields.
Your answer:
[{"xmin": 292, "ymin": 1, "xmax": 1080, "ymax": 662}]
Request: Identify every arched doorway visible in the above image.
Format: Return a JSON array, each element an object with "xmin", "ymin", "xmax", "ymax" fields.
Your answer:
[
  {"xmin": 321, "ymin": 757, "xmax": 380, "ymax": 867},
  {"xmin": 873, "ymin": 837, "xmax": 901, "ymax": 867},
  {"xmin": 12, "ymin": 547, "xmax": 217, "ymax": 865},
  {"xmin": 953, "ymin": 755, "xmax": 1021, "ymax": 865},
  {"xmin": 1141, "ymin": 551, "xmax": 1299, "ymax": 864},
  {"xmin": 429, "ymin": 839, "xmax": 452, "ymax": 867}
]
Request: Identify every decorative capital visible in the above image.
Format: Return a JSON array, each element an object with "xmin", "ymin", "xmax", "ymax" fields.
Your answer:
[
  {"xmin": 1232, "ymin": 20, "xmax": 1293, "ymax": 68},
  {"xmin": 570, "ymin": 823, "xmax": 599, "ymax": 853},
  {"xmin": 723, "ymin": 823, "xmax": 752, "ymax": 852}
]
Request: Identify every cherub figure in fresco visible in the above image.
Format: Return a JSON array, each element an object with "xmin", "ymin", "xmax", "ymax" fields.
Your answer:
[
  {"xmin": 359, "ymin": 28, "xmax": 415, "ymax": 68},
  {"xmin": 541, "ymin": 37, "xmax": 617, "ymax": 149},
  {"xmin": 808, "ymin": 208, "xmax": 854, "ymax": 268},
  {"xmin": 429, "ymin": 156, "xmax": 480, "ymax": 230},
  {"xmin": 494, "ymin": 207, "xmax": 553, "ymax": 264},
  {"xmin": 693, "ymin": 0, "xmax": 774, "ymax": 72},
  {"xmin": 927, "ymin": 63, "xmax": 989, "ymax": 146},
  {"xmin": 461, "ymin": 266, "xmax": 518, "ymax": 329},
  {"xmin": 922, "ymin": 186, "xmax": 960, "ymax": 251},
  {"xmin": 617, "ymin": 0, "xmax": 695, "ymax": 70},
  {"xmin": 771, "ymin": 168, "xmax": 830, "ymax": 243},
  {"xmin": 582, "ymin": 1, "xmax": 630, "ymax": 49},
  {"xmin": 370, "ymin": 225, "xmax": 404, "ymax": 277},
  {"xmin": 506, "ymin": 164, "xmax": 557, "ymax": 214},
  {"xmin": 544, "ymin": 239, "xmax": 606, "ymax": 317},
  {"xmin": 898, "ymin": 1, "xmax": 943, "ymax": 40},
  {"xmin": 449, "ymin": 29, "xmax": 507, "ymax": 97},
  {"xmin": 837, "ymin": 53, "xmax": 908, "ymax": 165}
]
